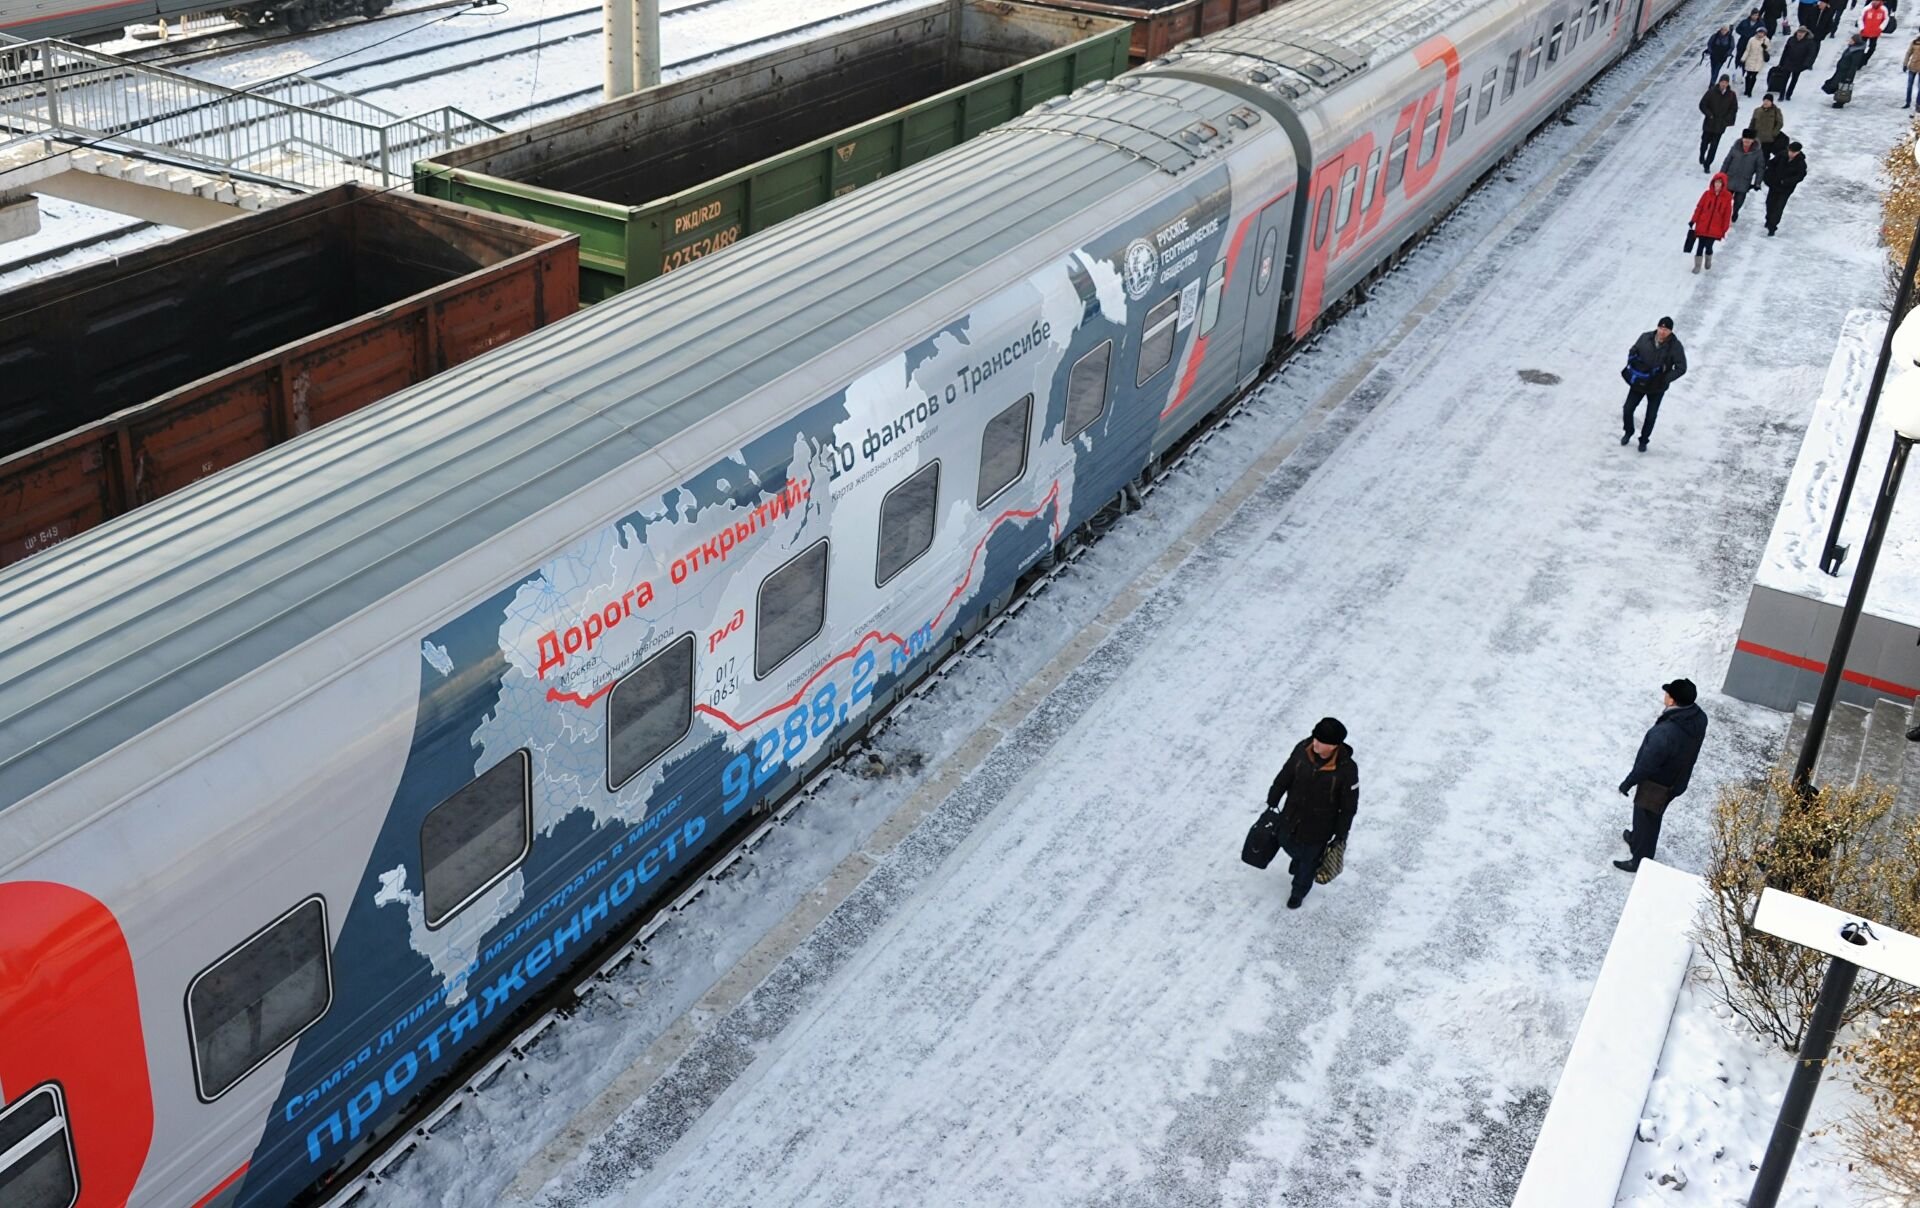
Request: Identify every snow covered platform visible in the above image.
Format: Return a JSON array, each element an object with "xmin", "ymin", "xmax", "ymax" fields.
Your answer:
[
  {"xmin": 1725, "ymin": 310, "xmax": 1920, "ymax": 713},
  {"xmin": 352, "ymin": 3, "xmax": 1920, "ymax": 1205}
]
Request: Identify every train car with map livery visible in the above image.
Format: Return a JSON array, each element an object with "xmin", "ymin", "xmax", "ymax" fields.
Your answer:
[{"xmin": 0, "ymin": 1, "xmax": 1685, "ymax": 1205}]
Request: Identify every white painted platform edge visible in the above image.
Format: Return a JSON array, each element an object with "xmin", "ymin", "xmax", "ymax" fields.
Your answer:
[{"xmin": 1511, "ymin": 861, "xmax": 1705, "ymax": 1208}]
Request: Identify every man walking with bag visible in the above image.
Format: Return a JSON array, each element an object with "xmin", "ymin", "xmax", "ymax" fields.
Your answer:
[
  {"xmin": 1263, "ymin": 718, "xmax": 1358, "ymax": 910},
  {"xmin": 1614, "ymin": 679, "xmax": 1709, "ymax": 872},
  {"xmin": 1620, "ymin": 317, "xmax": 1688, "ymax": 452}
]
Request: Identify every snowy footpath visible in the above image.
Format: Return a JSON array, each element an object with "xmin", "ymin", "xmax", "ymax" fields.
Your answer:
[{"xmin": 366, "ymin": 3, "xmax": 1919, "ymax": 1205}]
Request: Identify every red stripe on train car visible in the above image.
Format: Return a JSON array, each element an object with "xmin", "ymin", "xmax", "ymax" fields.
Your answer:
[
  {"xmin": 0, "ymin": 881, "xmax": 155, "ymax": 1206},
  {"xmin": 190, "ymin": 1161, "xmax": 251, "ymax": 1208}
]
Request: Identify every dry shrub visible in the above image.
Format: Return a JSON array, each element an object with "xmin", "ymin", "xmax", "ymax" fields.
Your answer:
[
  {"xmin": 1885, "ymin": 116, "xmax": 1920, "ymax": 306},
  {"xmin": 1693, "ymin": 769, "xmax": 1920, "ymax": 1051},
  {"xmin": 1842, "ymin": 1005, "xmax": 1920, "ymax": 1201}
]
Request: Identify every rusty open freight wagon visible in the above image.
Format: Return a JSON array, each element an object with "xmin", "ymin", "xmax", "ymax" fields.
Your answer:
[
  {"xmin": 413, "ymin": 0, "xmax": 1132, "ymax": 302},
  {"xmin": 1025, "ymin": 0, "xmax": 1292, "ymax": 62},
  {"xmin": 0, "ymin": 184, "xmax": 578, "ymax": 567}
]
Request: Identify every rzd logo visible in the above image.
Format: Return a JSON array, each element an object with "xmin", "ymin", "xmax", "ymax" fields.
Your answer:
[{"xmin": 1122, "ymin": 239, "xmax": 1157, "ymax": 301}]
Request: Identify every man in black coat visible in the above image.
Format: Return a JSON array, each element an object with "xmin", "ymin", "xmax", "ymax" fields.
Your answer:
[
  {"xmin": 1699, "ymin": 76, "xmax": 1740, "ymax": 170},
  {"xmin": 1615, "ymin": 680, "xmax": 1710, "ymax": 871},
  {"xmin": 1265, "ymin": 717, "xmax": 1358, "ymax": 910},
  {"xmin": 1764, "ymin": 141, "xmax": 1808, "ymax": 234},
  {"xmin": 1620, "ymin": 317, "xmax": 1688, "ymax": 452},
  {"xmin": 1780, "ymin": 27, "xmax": 1820, "ymax": 99},
  {"xmin": 1736, "ymin": 8, "xmax": 1767, "ymax": 58},
  {"xmin": 1762, "ymin": 0, "xmax": 1789, "ymax": 33}
]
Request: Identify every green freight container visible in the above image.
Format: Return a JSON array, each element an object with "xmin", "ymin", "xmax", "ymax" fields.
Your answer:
[{"xmin": 413, "ymin": 0, "xmax": 1133, "ymax": 302}]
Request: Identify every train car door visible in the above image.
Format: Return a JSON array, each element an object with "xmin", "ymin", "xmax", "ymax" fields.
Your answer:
[{"xmin": 1239, "ymin": 199, "xmax": 1290, "ymax": 382}]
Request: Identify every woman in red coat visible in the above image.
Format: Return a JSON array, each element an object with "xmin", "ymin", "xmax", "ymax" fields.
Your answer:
[
  {"xmin": 1691, "ymin": 173, "xmax": 1735, "ymax": 272},
  {"xmin": 1863, "ymin": 0, "xmax": 1890, "ymax": 60}
]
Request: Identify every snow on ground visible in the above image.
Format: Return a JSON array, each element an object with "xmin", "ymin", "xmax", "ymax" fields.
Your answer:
[
  {"xmin": 0, "ymin": 196, "xmax": 177, "ymax": 290},
  {"xmin": 177, "ymin": 0, "xmax": 937, "ymax": 123},
  {"xmin": 1759, "ymin": 307, "xmax": 1920, "ymax": 627},
  {"xmin": 359, "ymin": 4, "xmax": 1920, "ymax": 1206},
  {"xmin": 1617, "ymin": 963, "xmax": 1870, "ymax": 1206}
]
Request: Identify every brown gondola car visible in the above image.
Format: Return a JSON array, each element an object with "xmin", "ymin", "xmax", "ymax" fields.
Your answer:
[
  {"xmin": 1028, "ymin": 0, "xmax": 1295, "ymax": 61},
  {"xmin": 0, "ymin": 185, "xmax": 578, "ymax": 567}
]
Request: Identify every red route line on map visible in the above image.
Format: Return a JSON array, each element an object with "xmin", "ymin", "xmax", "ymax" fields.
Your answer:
[{"xmin": 545, "ymin": 481, "xmax": 1063, "ymax": 726}]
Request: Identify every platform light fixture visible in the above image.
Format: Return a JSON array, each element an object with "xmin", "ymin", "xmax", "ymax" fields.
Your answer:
[
  {"xmin": 1818, "ymin": 134, "xmax": 1920, "ymax": 576},
  {"xmin": 1747, "ymin": 890, "xmax": 1920, "ymax": 1208},
  {"xmin": 1790, "ymin": 367, "xmax": 1920, "ymax": 792}
]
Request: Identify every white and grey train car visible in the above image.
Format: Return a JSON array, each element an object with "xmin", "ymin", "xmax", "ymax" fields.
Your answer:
[{"xmin": 0, "ymin": 1, "xmax": 1683, "ymax": 1205}]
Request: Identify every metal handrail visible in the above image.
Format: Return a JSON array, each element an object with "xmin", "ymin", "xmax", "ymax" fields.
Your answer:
[{"xmin": 0, "ymin": 38, "xmax": 501, "ymax": 189}]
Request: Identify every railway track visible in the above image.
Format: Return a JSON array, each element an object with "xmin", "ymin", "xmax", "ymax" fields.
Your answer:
[
  {"xmin": 479, "ymin": 0, "xmax": 919, "ymax": 127},
  {"xmin": 115, "ymin": 0, "xmax": 480, "ymax": 67}
]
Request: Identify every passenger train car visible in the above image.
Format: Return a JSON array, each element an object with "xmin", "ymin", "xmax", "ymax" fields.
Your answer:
[{"xmin": 0, "ymin": 0, "xmax": 1684, "ymax": 1203}]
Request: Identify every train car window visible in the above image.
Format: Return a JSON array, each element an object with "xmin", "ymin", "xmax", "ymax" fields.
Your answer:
[
  {"xmin": 1548, "ymin": 23, "xmax": 1564, "ymax": 63},
  {"xmin": 423, "ymin": 750, "xmax": 532, "ymax": 926},
  {"xmin": 607, "ymin": 635, "xmax": 695, "ymax": 788},
  {"xmin": 1063, "ymin": 342, "xmax": 1111, "ymax": 440},
  {"xmin": 1567, "ymin": 14, "xmax": 1581, "ymax": 50},
  {"xmin": 977, "ymin": 395, "xmax": 1032, "ymax": 507},
  {"xmin": 0, "ymin": 1084, "xmax": 77, "ymax": 1208},
  {"xmin": 1198, "ymin": 264, "xmax": 1227, "ymax": 337},
  {"xmin": 1255, "ymin": 228, "xmax": 1279, "ymax": 295},
  {"xmin": 1525, "ymin": 38, "xmax": 1543, "ymax": 85},
  {"xmin": 876, "ymin": 462, "xmax": 940, "ymax": 586},
  {"xmin": 1333, "ymin": 165, "xmax": 1360, "ymax": 231},
  {"xmin": 1360, "ymin": 147, "xmax": 1383, "ymax": 212},
  {"xmin": 1478, "ymin": 69, "xmax": 1499, "ymax": 120},
  {"xmin": 1312, "ymin": 185, "xmax": 1332, "ymax": 248},
  {"xmin": 1136, "ymin": 294, "xmax": 1181, "ymax": 387},
  {"xmin": 1417, "ymin": 104, "xmax": 1443, "ymax": 167},
  {"xmin": 1502, "ymin": 50, "xmax": 1521, "ymax": 98},
  {"xmin": 1449, "ymin": 84, "xmax": 1472, "ymax": 141},
  {"xmin": 186, "ymin": 897, "xmax": 331, "ymax": 1101},
  {"xmin": 1386, "ymin": 131, "xmax": 1411, "ymax": 191},
  {"xmin": 1588, "ymin": 0, "xmax": 1602, "ymax": 34},
  {"xmin": 755, "ymin": 541, "xmax": 829, "ymax": 678}
]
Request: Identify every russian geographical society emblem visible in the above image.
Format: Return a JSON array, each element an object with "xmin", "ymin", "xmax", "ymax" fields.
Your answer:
[{"xmin": 1122, "ymin": 240, "xmax": 1157, "ymax": 301}]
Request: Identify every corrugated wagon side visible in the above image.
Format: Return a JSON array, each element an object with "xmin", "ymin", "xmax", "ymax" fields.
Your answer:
[
  {"xmin": 1023, "ymin": 0, "xmax": 1294, "ymax": 62},
  {"xmin": 413, "ymin": 0, "xmax": 1133, "ymax": 302},
  {"xmin": 0, "ymin": 185, "xmax": 579, "ymax": 567}
]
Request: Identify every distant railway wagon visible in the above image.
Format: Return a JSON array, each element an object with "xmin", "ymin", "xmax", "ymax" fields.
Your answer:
[
  {"xmin": 415, "ymin": 1, "xmax": 1136, "ymax": 302},
  {"xmin": 0, "ymin": 1, "xmax": 1687, "ymax": 1205},
  {"xmin": 0, "ymin": 185, "xmax": 578, "ymax": 568},
  {"xmin": 1030, "ymin": 0, "xmax": 1295, "ymax": 61},
  {"xmin": 0, "ymin": 0, "xmax": 385, "ymax": 44}
]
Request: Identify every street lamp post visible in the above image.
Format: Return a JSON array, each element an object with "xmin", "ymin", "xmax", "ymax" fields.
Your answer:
[
  {"xmin": 1792, "ymin": 371, "xmax": 1920, "ymax": 792},
  {"xmin": 1818, "ymin": 135, "xmax": 1920, "ymax": 575},
  {"xmin": 1747, "ymin": 890, "xmax": 1920, "ymax": 1208}
]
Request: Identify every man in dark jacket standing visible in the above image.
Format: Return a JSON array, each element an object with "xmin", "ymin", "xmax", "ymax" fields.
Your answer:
[
  {"xmin": 1265, "ymin": 718, "xmax": 1358, "ymax": 910},
  {"xmin": 1762, "ymin": 0, "xmax": 1789, "ymax": 34},
  {"xmin": 1736, "ymin": 8, "xmax": 1768, "ymax": 58},
  {"xmin": 1780, "ymin": 26, "xmax": 1820, "ymax": 98},
  {"xmin": 1764, "ymin": 141, "xmax": 1808, "ymax": 234},
  {"xmin": 1700, "ymin": 76, "xmax": 1741, "ymax": 169},
  {"xmin": 1621, "ymin": 317, "xmax": 1688, "ymax": 452},
  {"xmin": 1615, "ymin": 680, "xmax": 1710, "ymax": 871}
]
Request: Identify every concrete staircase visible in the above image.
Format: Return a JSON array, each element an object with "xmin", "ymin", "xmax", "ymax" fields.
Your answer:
[{"xmin": 1782, "ymin": 697, "xmax": 1920, "ymax": 807}]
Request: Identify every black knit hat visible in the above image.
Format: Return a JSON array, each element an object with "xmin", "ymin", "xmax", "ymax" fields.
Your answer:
[
  {"xmin": 1312, "ymin": 717, "xmax": 1347, "ymax": 744},
  {"xmin": 1662, "ymin": 679, "xmax": 1698, "ymax": 706},
  {"xmin": 1658, "ymin": 316, "xmax": 1674, "ymax": 331}
]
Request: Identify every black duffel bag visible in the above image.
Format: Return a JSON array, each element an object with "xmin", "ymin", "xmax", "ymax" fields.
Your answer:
[
  {"xmin": 1242, "ymin": 808, "xmax": 1288, "ymax": 869},
  {"xmin": 1767, "ymin": 63, "xmax": 1789, "ymax": 93}
]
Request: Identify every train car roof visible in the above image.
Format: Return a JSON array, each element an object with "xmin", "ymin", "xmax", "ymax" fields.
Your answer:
[
  {"xmin": 0, "ymin": 71, "xmax": 1252, "ymax": 813},
  {"xmin": 1143, "ymin": 0, "xmax": 1501, "ymax": 102}
]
